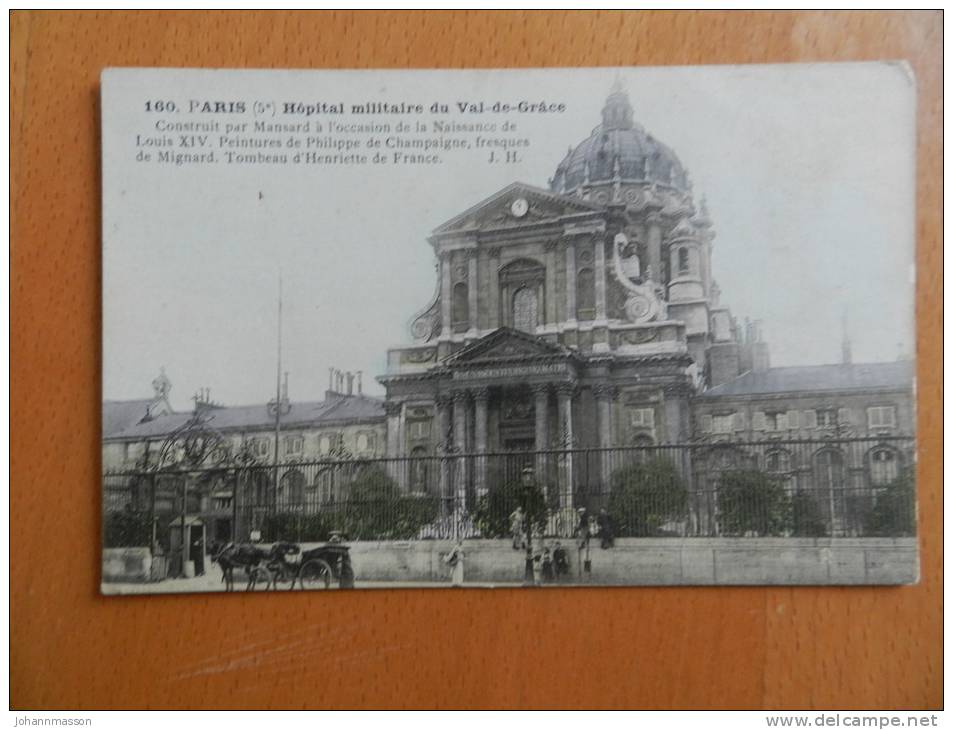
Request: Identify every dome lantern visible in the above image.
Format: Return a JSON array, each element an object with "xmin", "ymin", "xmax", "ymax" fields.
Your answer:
[{"xmin": 601, "ymin": 86, "xmax": 635, "ymax": 131}]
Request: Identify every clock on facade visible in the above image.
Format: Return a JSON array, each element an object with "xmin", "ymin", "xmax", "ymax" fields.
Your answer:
[{"xmin": 510, "ymin": 198, "xmax": 529, "ymax": 218}]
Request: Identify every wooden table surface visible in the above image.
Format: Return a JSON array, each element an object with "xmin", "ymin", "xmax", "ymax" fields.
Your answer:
[{"xmin": 10, "ymin": 10, "xmax": 942, "ymax": 710}]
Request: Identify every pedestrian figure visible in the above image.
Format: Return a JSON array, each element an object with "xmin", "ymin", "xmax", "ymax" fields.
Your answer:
[
  {"xmin": 444, "ymin": 540, "xmax": 465, "ymax": 587},
  {"xmin": 531, "ymin": 548, "xmax": 543, "ymax": 585},
  {"xmin": 598, "ymin": 508, "xmax": 615, "ymax": 549},
  {"xmin": 575, "ymin": 508, "xmax": 592, "ymax": 576},
  {"xmin": 552, "ymin": 541, "xmax": 570, "ymax": 580},
  {"xmin": 509, "ymin": 505, "xmax": 525, "ymax": 550},
  {"xmin": 541, "ymin": 546, "xmax": 554, "ymax": 583}
]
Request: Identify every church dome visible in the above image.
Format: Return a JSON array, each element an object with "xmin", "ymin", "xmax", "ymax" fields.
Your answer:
[{"xmin": 551, "ymin": 86, "xmax": 690, "ymax": 195}]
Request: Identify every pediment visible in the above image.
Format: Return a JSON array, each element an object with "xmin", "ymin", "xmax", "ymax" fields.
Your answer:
[
  {"xmin": 433, "ymin": 182, "xmax": 605, "ymax": 235},
  {"xmin": 446, "ymin": 328, "xmax": 574, "ymax": 365}
]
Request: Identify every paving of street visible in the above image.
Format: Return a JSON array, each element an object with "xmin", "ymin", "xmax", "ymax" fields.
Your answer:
[{"xmin": 101, "ymin": 569, "xmax": 538, "ymax": 595}]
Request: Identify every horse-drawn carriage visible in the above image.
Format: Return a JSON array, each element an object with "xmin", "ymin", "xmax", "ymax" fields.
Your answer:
[{"xmin": 211, "ymin": 537, "xmax": 355, "ymax": 591}]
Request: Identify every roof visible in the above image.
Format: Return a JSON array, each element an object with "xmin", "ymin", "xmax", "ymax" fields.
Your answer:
[
  {"xmin": 700, "ymin": 361, "xmax": 915, "ymax": 398},
  {"xmin": 443, "ymin": 326, "xmax": 577, "ymax": 365},
  {"xmin": 552, "ymin": 90, "xmax": 689, "ymax": 193},
  {"xmin": 431, "ymin": 181, "xmax": 605, "ymax": 234},
  {"xmin": 102, "ymin": 399, "xmax": 155, "ymax": 438},
  {"xmin": 104, "ymin": 394, "xmax": 386, "ymax": 440}
]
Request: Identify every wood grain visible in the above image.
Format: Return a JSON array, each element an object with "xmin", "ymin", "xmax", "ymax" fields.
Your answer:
[{"xmin": 10, "ymin": 10, "xmax": 941, "ymax": 710}]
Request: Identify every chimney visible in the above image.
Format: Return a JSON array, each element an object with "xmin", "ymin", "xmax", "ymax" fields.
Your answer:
[
  {"xmin": 346, "ymin": 371, "xmax": 354, "ymax": 396},
  {"xmin": 357, "ymin": 371, "xmax": 363, "ymax": 395}
]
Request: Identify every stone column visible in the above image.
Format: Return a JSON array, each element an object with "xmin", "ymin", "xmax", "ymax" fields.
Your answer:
[
  {"xmin": 473, "ymin": 387, "xmax": 489, "ymax": 497},
  {"xmin": 532, "ymin": 384, "xmax": 550, "ymax": 451},
  {"xmin": 384, "ymin": 400, "xmax": 404, "ymax": 486},
  {"xmin": 565, "ymin": 238, "xmax": 577, "ymax": 326},
  {"xmin": 435, "ymin": 394, "xmax": 452, "ymax": 503},
  {"xmin": 544, "ymin": 240, "xmax": 557, "ymax": 326},
  {"xmin": 488, "ymin": 247, "xmax": 501, "ymax": 329},
  {"xmin": 384, "ymin": 400, "xmax": 403, "ymax": 457},
  {"xmin": 555, "ymin": 382, "xmax": 576, "ymax": 511},
  {"xmin": 452, "ymin": 390, "xmax": 470, "ymax": 512},
  {"xmin": 439, "ymin": 251, "xmax": 452, "ymax": 339},
  {"xmin": 467, "ymin": 248, "xmax": 479, "ymax": 336},
  {"xmin": 646, "ymin": 212, "xmax": 663, "ymax": 283},
  {"xmin": 593, "ymin": 385, "xmax": 615, "ymax": 487},
  {"xmin": 593, "ymin": 236, "xmax": 607, "ymax": 321},
  {"xmin": 532, "ymin": 383, "xmax": 551, "ymax": 493}
]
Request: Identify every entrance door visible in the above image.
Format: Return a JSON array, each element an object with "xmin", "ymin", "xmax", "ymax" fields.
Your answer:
[
  {"xmin": 215, "ymin": 518, "xmax": 232, "ymax": 544},
  {"xmin": 495, "ymin": 438, "xmax": 535, "ymax": 489}
]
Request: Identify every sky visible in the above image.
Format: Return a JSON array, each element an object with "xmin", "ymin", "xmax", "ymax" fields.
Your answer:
[{"xmin": 102, "ymin": 64, "xmax": 915, "ymax": 408}]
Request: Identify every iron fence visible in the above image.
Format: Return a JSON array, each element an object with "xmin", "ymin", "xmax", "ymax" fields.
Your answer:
[{"xmin": 103, "ymin": 436, "xmax": 916, "ymax": 550}]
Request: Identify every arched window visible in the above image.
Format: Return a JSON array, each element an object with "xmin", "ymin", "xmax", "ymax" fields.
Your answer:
[
  {"xmin": 315, "ymin": 469, "xmax": 335, "ymax": 504},
  {"xmin": 677, "ymin": 247, "xmax": 690, "ymax": 274},
  {"xmin": 279, "ymin": 469, "xmax": 305, "ymax": 506},
  {"xmin": 765, "ymin": 450, "xmax": 792, "ymax": 474},
  {"xmin": 409, "ymin": 446, "xmax": 430, "ymax": 493},
  {"xmin": 452, "ymin": 282, "xmax": 469, "ymax": 332},
  {"xmin": 869, "ymin": 448, "xmax": 899, "ymax": 486},
  {"xmin": 247, "ymin": 471, "xmax": 273, "ymax": 507},
  {"xmin": 513, "ymin": 286, "xmax": 538, "ymax": 332},
  {"xmin": 576, "ymin": 268, "xmax": 595, "ymax": 320}
]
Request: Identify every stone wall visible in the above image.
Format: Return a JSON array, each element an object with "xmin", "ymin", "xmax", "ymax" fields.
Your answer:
[
  {"xmin": 102, "ymin": 547, "xmax": 153, "ymax": 583},
  {"xmin": 339, "ymin": 537, "xmax": 918, "ymax": 586}
]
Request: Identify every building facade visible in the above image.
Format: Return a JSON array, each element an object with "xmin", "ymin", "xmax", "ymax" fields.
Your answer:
[
  {"xmin": 101, "ymin": 87, "xmax": 915, "ymax": 543},
  {"xmin": 379, "ymin": 87, "xmax": 771, "ymax": 461}
]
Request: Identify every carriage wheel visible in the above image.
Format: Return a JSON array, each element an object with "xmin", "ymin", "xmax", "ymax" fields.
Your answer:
[
  {"xmin": 247, "ymin": 566, "xmax": 273, "ymax": 591},
  {"xmin": 298, "ymin": 559, "xmax": 333, "ymax": 590}
]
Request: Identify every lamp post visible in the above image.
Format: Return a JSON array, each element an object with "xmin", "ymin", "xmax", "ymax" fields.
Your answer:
[{"xmin": 521, "ymin": 466, "xmax": 536, "ymax": 586}]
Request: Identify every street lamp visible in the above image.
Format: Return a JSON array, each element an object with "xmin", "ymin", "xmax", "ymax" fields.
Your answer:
[{"xmin": 521, "ymin": 466, "xmax": 536, "ymax": 586}]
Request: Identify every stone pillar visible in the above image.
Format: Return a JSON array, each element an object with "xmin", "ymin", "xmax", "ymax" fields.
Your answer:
[
  {"xmin": 435, "ymin": 394, "xmax": 452, "ymax": 502},
  {"xmin": 467, "ymin": 248, "xmax": 479, "ymax": 336},
  {"xmin": 488, "ymin": 247, "xmax": 501, "ymax": 329},
  {"xmin": 532, "ymin": 384, "xmax": 550, "ymax": 451},
  {"xmin": 439, "ymin": 251, "xmax": 452, "ymax": 338},
  {"xmin": 473, "ymin": 387, "xmax": 489, "ymax": 497},
  {"xmin": 646, "ymin": 212, "xmax": 663, "ymax": 283},
  {"xmin": 452, "ymin": 390, "xmax": 470, "ymax": 511},
  {"xmin": 532, "ymin": 383, "xmax": 551, "ymax": 492},
  {"xmin": 593, "ymin": 236, "xmax": 607, "ymax": 321},
  {"xmin": 593, "ymin": 385, "xmax": 614, "ymax": 486},
  {"xmin": 565, "ymin": 239, "xmax": 577, "ymax": 326},
  {"xmin": 384, "ymin": 400, "xmax": 403, "ymax": 457},
  {"xmin": 384, "ymin": 400, "xmax": 404, "ymax": 486},
  {"xmin": 555, "ymin": 382, "xmax": 576, "ymax": 510},
  {"xmin": 544, "ymin": 240, "xmax": 557, "ymax": 326}
]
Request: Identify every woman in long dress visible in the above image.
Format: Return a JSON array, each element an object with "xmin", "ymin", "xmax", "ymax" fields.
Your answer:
[{"xmin": 444, "ymin": 541, "xmax": 465, "ymax": 587}]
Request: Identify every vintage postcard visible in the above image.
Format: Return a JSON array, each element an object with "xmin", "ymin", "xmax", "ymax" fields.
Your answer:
[{"xmin": 101, "ymin": 64, "xmax": 917, "ymax": 594}]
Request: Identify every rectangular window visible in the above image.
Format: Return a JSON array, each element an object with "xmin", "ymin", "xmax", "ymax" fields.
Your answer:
[
  {"xmin": 765, "ymin": 412, "xmax": 788, "ymax": 431},
  {"xmin": 816, "ymin": 409, "xmax": 838, "ymax": 428},
  {"xmin": 628, "ymin": 408, "xmax": 655, "ymax": 429},
  {"xmin": 408, "ymin": 420, "xmax": 431, "ymax": 440},
  {"xmin": 252, "ymin": 438, "xmax": 271, "ymax": 458},
  {"xmin": 867, "ymin": 406, "xmax": 897, "ymax": 429},
  {"xmin": 712, "ymin": 414, "xmax": 734, "ymax": 433},
  {"xmin": 285, "ymin": 435, "xmax": 304, "ymax": 455}
]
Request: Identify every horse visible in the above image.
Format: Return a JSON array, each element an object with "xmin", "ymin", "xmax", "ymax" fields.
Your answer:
[{"xmin": 210, "ymin": 541, "xmax": 271, "ymax": 591}]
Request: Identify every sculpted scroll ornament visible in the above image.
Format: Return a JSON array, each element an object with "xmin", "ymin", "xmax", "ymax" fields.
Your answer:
[
  {"xmin": 409, "ymin": 279, "xmax": 441, "ymax": 343},
  {"xmin": 611, "ymin": 232, "xmax": 665, "ymax": 324}
]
